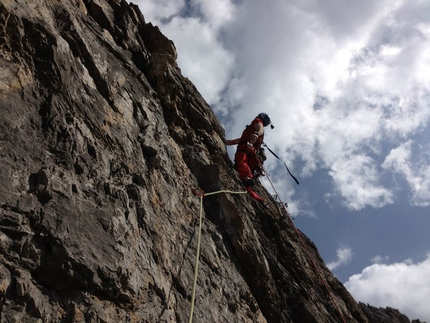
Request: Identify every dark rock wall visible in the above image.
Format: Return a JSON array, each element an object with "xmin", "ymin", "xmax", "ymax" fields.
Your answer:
[
  {"xmin": 359, "ymin": 303, "xmax": 424, "ymax": 323},
  {"xmin": 0, "ymin": 1, "xmax": 423, "ymax": 322}
]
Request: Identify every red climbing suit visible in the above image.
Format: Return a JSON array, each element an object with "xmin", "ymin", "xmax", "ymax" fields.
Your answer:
[
  {"xmin": 234, "ymin": 117, "xmax": 265, "ymax": 204},
  {"xmin": 235, "ymin": 117, "xmax": 264, "ymax": 179}
]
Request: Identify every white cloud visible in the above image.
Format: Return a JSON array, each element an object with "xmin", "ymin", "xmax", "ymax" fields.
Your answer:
[
  {"xmin": 382, "ymin": 141, "xmax": 430, "ymax": 206},
  {"xmin": 134, "ymin": 0, "xmax": 236, "ymax": 105},
  {"xmin": 190, "ymin": 0, "xmax": 236, "ymax": 28},
  {"xmin": 329, "ymin": 155, "xmax": 393, "ymax": 210},
  {"xmin": 160, "ymin": 16, "xmax": 235, "ymax": 105},
  {"xmin": 371, "ymin": 255, "xmax": 390, "ymax": 264},
  {"xmin": 345, "ymin": 255, "xmax": 430, "ymax": 322},
  {"xmin": 327, "ymin": 246, "xmax": 353, "ymax": 271},
  {"xmin": 136, "ymin": 0, "xmax": 185, "ymax": 22}
]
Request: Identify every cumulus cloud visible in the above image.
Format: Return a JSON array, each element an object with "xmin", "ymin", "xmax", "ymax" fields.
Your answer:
[
  {"xmin": 137, "ymin": 0, "xmax": 185, "ymax": 22},
  {"xmin": 329, "ymin": 155, "xmax": 393, "ymax": 210},
  {"xmin": 371, "ymin": 255, "xmax": 390, "ymax": 264},
  {"xmin": 382, "ymin": 141, "xmax": 430, "ymax": 206},
  {"xmin": 159, "ymin": 16, "xmax": 235, "ymax": 105},
  {"xmin": 345, "ymin": 255, "xmax": 430, "ymax": 322},
  {"xmin": 136, "ymin": 0, "xmax": 236, "ymax": 106},
  {"xmin": 134, "ymin": 0, "xmax": 430, "ymax": 211},
  {"xmin": 327, "ymin": 246, "xmax": 353, "ymax": 271}
]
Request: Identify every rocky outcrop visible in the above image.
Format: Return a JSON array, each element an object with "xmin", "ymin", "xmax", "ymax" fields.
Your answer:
[
  {"xmin": 0, "ymin": 0, "xmax": 424, "ymax": 322},
  {"xmin": 359, "ymin": 303, "xmax": 425, "ymax": 323}
]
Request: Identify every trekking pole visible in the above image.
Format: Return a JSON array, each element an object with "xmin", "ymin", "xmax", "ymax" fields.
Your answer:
[{"xmin": 262, "ymin": 143, "xmax": 299, "ymax": 185}]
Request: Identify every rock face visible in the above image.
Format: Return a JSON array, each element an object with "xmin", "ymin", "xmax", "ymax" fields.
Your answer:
[
  {"xmin": 358, "ymin": 303, "xmax": 423, "ymax": 323},
  {"xmin": 0, "ymin": 1, "xmax": 424, "ymax": 322}
]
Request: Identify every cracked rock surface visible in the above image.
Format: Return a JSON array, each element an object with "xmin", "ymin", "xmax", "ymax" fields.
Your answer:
[{"xmin": 0, "ymin": 1, "xmax": 424, "ymax": 322}]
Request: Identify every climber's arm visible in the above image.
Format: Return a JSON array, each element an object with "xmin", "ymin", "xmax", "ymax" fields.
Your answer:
[
  {"xmin": 249, "ymin": 122, "xmax": 264, "ymax": 144},
  {"xmin": 225, "ymin": 138, "xmax": 241, "ymax": 145}
]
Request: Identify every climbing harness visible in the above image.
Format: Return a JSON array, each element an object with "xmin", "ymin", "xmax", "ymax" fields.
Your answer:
[{"xmin": 188, "ymin": 188, "xmax": 247, "ymax": 323}]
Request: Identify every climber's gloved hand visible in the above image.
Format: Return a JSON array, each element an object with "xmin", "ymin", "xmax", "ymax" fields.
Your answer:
[{"xmin": 247, "ymin": 142, "xmax": 255, "ymax": 153}]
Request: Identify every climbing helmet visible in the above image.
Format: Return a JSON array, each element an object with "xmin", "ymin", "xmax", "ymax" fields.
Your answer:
[{"xmin": 257, "ymin": 113, "xmax": 271, "ymax": 127}]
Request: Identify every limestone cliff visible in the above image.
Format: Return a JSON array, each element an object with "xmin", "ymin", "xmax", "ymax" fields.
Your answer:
[{"xmin": 0, "ymin": 1, "xmax": 424, "ymax": 322}]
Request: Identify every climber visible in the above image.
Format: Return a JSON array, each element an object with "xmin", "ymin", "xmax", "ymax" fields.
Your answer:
[{"xmin": 226, "ymin": 112, "xmax": 272, "ymax": 205}]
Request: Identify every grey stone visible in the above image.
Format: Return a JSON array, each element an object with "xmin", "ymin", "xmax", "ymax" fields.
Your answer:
[{"xmin": 0, "ymin": 1, "xmax": 423, "ymax": 322}]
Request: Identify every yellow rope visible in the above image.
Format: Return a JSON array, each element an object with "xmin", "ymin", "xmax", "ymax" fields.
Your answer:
[
  {"xmin": 203, "ymin": 189, "xmax": 248, "ymax": 196},
  {"xmin": 188, "ymin": 188, "xmax": 247, "ymax": 323},
  {"xmin": 189, "ymin": 169, "xmax": 345, "ymax": 322},
  {"xmin": 188, "ymin": 193, "xmax": 203, "ymax": 323}
]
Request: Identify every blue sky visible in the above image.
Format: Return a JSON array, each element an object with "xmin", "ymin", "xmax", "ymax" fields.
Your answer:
[{"xmin": 134, "ymin": 0, "xmax": 430, "ymax": 320}]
